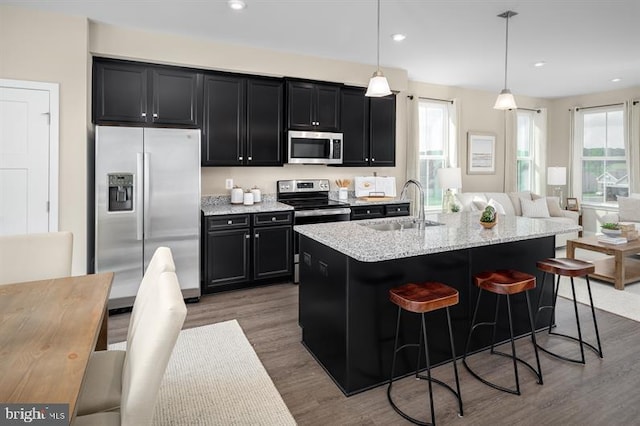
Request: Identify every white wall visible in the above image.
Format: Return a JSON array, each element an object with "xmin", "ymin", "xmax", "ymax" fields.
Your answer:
[{"xmin": 0, "ymin": 5, "xmax": 89, "ymax": 275}]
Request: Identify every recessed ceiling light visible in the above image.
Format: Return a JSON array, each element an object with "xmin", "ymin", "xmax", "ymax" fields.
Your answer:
[
  {"xmin": 391, "ymin": 33, "xmax": 406, "ymax": 42},
  {"xmin": 228, "ymin": 0, "xmax": 246, "ymax": 11},
  {"xmin": 611, "ymin": 78, "xmax": 621, "ymax": 82},
  {"xmin": 533, "ymin": 61, "xmax": 546, "ymax": 67}
]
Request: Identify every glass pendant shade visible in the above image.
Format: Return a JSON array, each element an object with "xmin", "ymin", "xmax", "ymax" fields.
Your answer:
[
  {"xmin": 494, "ymin": 89, "xmax": 517, "ymax": 110},
  {"xmin": 365, "ymin": 70, "xmax": 391, "ymax": 97}
]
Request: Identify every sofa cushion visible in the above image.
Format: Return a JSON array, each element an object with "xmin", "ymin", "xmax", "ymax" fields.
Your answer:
[
  {"xmin": 618, "ymin": 196, "xmax": 640, "ymax": 222},
  {"xmin": 485, "ymin": 193, "xmax": 515, "ymax": 215},
  {"xmin": 508, "ymin": 191, "xmax": 531, "ymax": 216},
  {"xmin": 521, "ymin": 197, "xmax": 550, "ymax": 218},
  {"xmin": 545, "ymin": 196, "xmax": 565, "ymax": 217},
  {"xmin": 456, "ymin": 193, "xmax": 485, "ymax": 212}
]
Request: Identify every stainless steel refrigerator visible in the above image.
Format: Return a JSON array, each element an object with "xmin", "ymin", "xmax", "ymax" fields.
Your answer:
[{"xmin": 95, "ymin": 126, "xmax": 201, "ymax": 309}]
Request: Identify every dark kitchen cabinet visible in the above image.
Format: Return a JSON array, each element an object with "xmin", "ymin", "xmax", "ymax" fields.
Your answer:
[
  {"xmin": 202, "ymin": 74, "xmax": 284, "ymax": 166},
  {"xmin": 253, "ymin": 211, "xmax": 292, "ymax": 280},
  {"xmin": 202, "ymin": 214, "xmax": 251, "ymax": 292},
  {"xmin": 202, "ymin": 211, "xmax": 292, "ymax": 293},
  {"xmin": 93, "ymin": 58, "xmax": 200, "ymax": 126},
  {"xmin": 339, "ymin": 88, "xmax": 396, "ymax": 167},
  {"xmin": 286, "ymin": 80, "xmax": 341, "ymax": 131},
  {"xmin": 350, "ymin": 202, "xmax": 410, "ymax": 220}
]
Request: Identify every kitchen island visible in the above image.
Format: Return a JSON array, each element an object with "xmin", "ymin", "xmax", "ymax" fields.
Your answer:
[{"xmin": 295, "ymin": 212, "xmax": 581, "ymax": 395}]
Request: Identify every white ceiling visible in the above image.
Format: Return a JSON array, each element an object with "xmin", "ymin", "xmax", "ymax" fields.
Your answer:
[{"xmin": 7, "ymin": 0, "xmax": 640, "ymax": 99}]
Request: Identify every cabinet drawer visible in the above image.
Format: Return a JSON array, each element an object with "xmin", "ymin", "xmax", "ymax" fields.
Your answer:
[
  {"xmin": 384, "ymin": 203, "xmax": 411, "ymax": 217},
  {"xmin": 206, "ymin": 214, "xmax": 250, "ymax": 230},
  {"xmin": 253, "ymin": 211, "xmax": 293, "ymax": 226},
  {"xmin": 350, "ymin": 205, "xmax": 385, "ymax": 220}
]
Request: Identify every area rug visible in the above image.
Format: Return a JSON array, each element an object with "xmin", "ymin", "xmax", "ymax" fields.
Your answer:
[
  {"xmin": 554, "ymin": 248, "xmax": 640, "ymax": 322},
  {"xmin": 110, "ymin": 320, "xmax": 297, "ymax": 425}
]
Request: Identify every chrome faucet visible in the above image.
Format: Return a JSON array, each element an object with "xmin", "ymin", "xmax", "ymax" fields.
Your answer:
[{"xmin": 400, "ymin": 179, "xmax": 425, "ymax": 228}]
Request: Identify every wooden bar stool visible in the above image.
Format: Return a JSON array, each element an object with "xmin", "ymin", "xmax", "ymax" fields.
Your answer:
[
  {"xmin": 462, "ymin": 270, "xmax": 543, "ymax": 396},
  {"xmin": 534, "ymin": 257, "xmax": 603, "ymax": 364},
  {"xmin": 387, "ymin": 282, "xmax": 463, "ymax": 426}
]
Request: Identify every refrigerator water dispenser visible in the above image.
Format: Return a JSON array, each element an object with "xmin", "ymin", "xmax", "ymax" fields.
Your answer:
[{"xmin": 108, "ymin": 173, "xmax": 133, "ymax": 212}]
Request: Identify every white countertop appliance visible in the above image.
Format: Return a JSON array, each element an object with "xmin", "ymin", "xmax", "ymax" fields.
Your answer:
[{"xmin": 94, "ymin": 126, "xmax": 201, "ymax": 309}]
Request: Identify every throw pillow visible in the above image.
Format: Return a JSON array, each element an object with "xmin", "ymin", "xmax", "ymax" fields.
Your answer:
[
  {"xmin": 473, "ymin": 197, "xmax": 488, "ymax": 211},
  {"xmin": 485, "ymin": 193, "xmax": 516, "ymax": 215},
  {"xmin": 521, "ymin": 197, "xmax": 550, "ymax": 218},
  {"xmin": 618, "ymin": 196, "xmax": 640, "ymax": 222},
  {"xmin": 508, "ymin": 191, "xmax": 531, "ymax": 216},
  {"xmin": 488, "ymin": 198, "xmax": 506, "ymax": 215},
  {"xmin": 545, "ymin": 196, "xmax": 564, "ymax": 217}
]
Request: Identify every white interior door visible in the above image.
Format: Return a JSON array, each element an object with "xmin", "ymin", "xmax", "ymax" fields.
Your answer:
[{"xmin": 0, "ymin": 85, "xmax": 53, "ymax": 235}]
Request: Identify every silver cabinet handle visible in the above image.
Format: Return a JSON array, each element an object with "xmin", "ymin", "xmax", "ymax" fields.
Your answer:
[
  {"xmin": 271, "ymin": 217, "xmax": 276, "ymax": 221},
  {"xmin": 372, "ymin": 158, "xmax": 376, "ymax": 162},
  {"xmin": 367, "ymin": 210, "xmax": 371, "ymax": 214},
  {"xmin": 245, "ymin": 234, "xmax": 250, "ymax": 239},
  {"xmin": 364, "ymin": 158, "xmax": 368, "ymax": 161},
  {"xmin": 255, "ymin": 233, "xmax": 260, "ymax": 238},
  {"xmin": 141, "ymin": 112, "xmax": 147, "ymax": 118},
  {"xmin": 239, "ymin": 156, "xmax": 243, "ymax": 161},
  {"xmin": 152, "ymin": 113, "xmax": 158, "ymax": 118},
  {"xmin": 248, "ymin": 156, "xmax": 252, "ymax": 161},
  {"xmin": 227, "ymin": 220, "xmax": 232, "ymax": 225}
]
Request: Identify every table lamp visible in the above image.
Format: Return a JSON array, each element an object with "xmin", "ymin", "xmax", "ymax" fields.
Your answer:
[
  {"xmin": 437, "ymin": 167, "xmax": 462, "ymax": 213},
  {"xmin": 547, "ymin": 166, "xmax": 567, "ymax": 207}
]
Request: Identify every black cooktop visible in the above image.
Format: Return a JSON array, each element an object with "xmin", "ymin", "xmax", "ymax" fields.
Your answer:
[{"xmin": 280, "ymin": 198, "xmax": 349, "ymax": 210}]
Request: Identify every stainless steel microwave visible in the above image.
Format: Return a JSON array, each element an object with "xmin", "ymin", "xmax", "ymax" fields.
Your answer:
[{"xmin": 287, "ymin": 130, "xmax": 343, "ymax": 165}]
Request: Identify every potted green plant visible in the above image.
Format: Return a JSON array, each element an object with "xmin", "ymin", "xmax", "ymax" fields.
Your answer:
[
  {"xmin": 480, "ymin": 205, "xmax": 497, "ymax": 229},
  {"xmin": 601, "ymin": 222, "xmax": 621, "ymax": 236}
]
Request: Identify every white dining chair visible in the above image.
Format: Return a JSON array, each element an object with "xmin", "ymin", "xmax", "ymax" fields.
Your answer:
[
  {"xmin": 0, "ymin": 231, "xmax": 73, "ymax": 285},
  {"xmin": 75, "ymin": 247, "xmax": 176, "ymax": 417},
  {"xmin": 73, "ymin": 271, "xmax": 187, "ymax": 426}
]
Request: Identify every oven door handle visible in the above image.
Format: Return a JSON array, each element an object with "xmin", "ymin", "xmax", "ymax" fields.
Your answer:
[{"xmin": 294, "ymin": 208, "xmax": 351, "ymax": 218}]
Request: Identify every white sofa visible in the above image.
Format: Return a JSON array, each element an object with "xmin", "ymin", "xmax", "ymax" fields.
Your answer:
[{"xmin": 454, "ymin": 191, "xmax": 580, "ymax": 248}]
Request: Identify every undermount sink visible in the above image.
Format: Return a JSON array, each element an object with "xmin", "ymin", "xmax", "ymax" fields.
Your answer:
[{"xmin": 361, "ymin": 219, "xmax": 444, "ymax": 231}]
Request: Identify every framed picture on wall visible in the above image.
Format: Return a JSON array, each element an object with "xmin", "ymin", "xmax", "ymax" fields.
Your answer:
[{"xmin": 467, "ymin": 132, "xmax": 496, "ymax": 174}]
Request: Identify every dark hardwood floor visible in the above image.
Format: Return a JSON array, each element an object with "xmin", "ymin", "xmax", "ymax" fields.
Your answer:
[{"xmin": 108, "ymin": 283, "xmax": 640, "ymax": 425}]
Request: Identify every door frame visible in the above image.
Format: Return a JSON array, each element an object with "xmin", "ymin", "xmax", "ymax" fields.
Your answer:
[{"xmin": 0, "ymin": 78, "xmax": 59, "ymax": 231}]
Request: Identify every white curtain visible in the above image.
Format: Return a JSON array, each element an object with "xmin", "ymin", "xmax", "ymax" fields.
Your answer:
[
  {"xmin": 533, "ymin": 108, "xmax": 548, "ymax": 195},
  {"xmin": 447, "ymin": 99, "xmax": 459, "ymax": 168},
  {"xmin": 568, "ymin": 108, "xmax": 577, "ymax": 197},
  {"xmin": 628, "ymin": 100, "xmax": 640, "ymax": 193},
  {"xmin": 405, "ymin": 95, "xmax": 420, "ymax": 214},
  {"xmin": 504, "ymin": 110, "xmax": 517, "ymax": 192}
]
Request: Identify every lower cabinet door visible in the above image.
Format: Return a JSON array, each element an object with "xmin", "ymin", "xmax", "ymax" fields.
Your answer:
[
  {"xmin": 204, "ymin": 228, "xmax": 250, "ymax": 291},
  {"xmin": 253, "ymin": 225, "xmax": 292, "ymax": 280}
]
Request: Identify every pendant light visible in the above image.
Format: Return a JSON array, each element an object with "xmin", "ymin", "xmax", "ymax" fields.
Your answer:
[
  {"xmin": 365, "ymin": 0, "xmax": 391, "ymax": 97},
  {"xmin": 494, "ymin": 10, "xmax": 518, "ymax": 110}
]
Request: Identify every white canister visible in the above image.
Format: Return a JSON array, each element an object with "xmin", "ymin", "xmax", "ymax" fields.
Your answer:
[
  {"xmin": 231, "ymin": 187, "xmax": 244, "ymax": 204},
  {"xmin": 338, "ymin": 187, "xmax": 349, "ymax": 200},
  {"xmin": 250, "ymin": 187, "xmax": 262, "ymax": 203},
  {"xmin": 243, "ymin": 191, "xmax": 254, "ymax": 206}
]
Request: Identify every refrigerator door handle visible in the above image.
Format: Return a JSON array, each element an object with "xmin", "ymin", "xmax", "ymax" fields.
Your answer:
[
  {"xmin": 144, "ymin": 152, "xmax": 150, "ymax": 240},
  {"xmin": 136, "ymin": 153, "xmax": 144, "ymax": 241}
]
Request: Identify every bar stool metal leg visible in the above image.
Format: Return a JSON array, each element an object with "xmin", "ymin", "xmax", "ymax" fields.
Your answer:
[
  {"xmin": 463, "ymin": 290, "xmax": 543, "ymax": 395},
  {"xmin": 534, "ymin": 270, "xmax": 603, "ymax": 364},
  {"xmin": 388, "ymin": 307, "xmax": 463, "ymax": 425}
]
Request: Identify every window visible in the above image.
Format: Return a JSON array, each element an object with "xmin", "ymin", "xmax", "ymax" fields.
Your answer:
[
  {"xmin": 574, "ymin": 106, "xmax": 627, "ymax": 205},
  {"xmin": 516, "ymin": 111, "xmax": 534, "ymax": 191},
  {"xmin": 417, "ymin": 100, "xmax": 456, "ymax": 210}
]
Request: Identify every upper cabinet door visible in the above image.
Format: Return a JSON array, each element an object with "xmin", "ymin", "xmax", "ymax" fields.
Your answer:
[
  {"xmin": 286, "ymin": 81, "xmax": 315, "ymax": 130},
  {"xmin": 340, "ymin": 87, "xmax": 369, "ymax": 166},
  {"xmin": 93, "ymin": 60, "xmax": 149, "ymax": 124},
  {"xmin": 202, "ymin": 74, "xmax": 246, "ymax": 166},
  {"xmin": 286, "ymin": 80, "xmax": 341, "ymax": 132},
  {"xmin": 151, "ymin": 67, "xmax": 201, "ymax": 126},
  {"xmin": 369, "ymin": 94, "xmax": 396, "ymax": 167},
  {"xmin": 246, "ymin": 78, "xmax": 284, "ymax": 166}
]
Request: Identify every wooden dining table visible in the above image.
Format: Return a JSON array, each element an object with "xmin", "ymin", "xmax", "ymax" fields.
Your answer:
[{"xmin": 0, "ymin": 272, "xmax": 113, "ymax": 420}]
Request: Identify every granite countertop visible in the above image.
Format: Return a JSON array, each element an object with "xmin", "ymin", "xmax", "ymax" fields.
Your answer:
[
  {"xmin": 201, "ymin": 195, "xmax": 293, "ymax": 216},
  {"xmin": 294, "ymin": 212, "xmax": 582, "ymax": 263}
]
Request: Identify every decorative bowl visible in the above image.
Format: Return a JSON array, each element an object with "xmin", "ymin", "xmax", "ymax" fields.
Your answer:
[
  {"xmin": 480, "ymin": 221, "xmax": 497, "ymax": 229},
  {"xmin": 601, "ymin": 228, "xmax": 622, "ymax": 237}
]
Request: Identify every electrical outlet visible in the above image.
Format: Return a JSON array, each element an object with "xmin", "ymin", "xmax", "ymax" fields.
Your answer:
[{"xmin": 225, "ymin": 178, "xmax": 233, "ymax": 189}]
